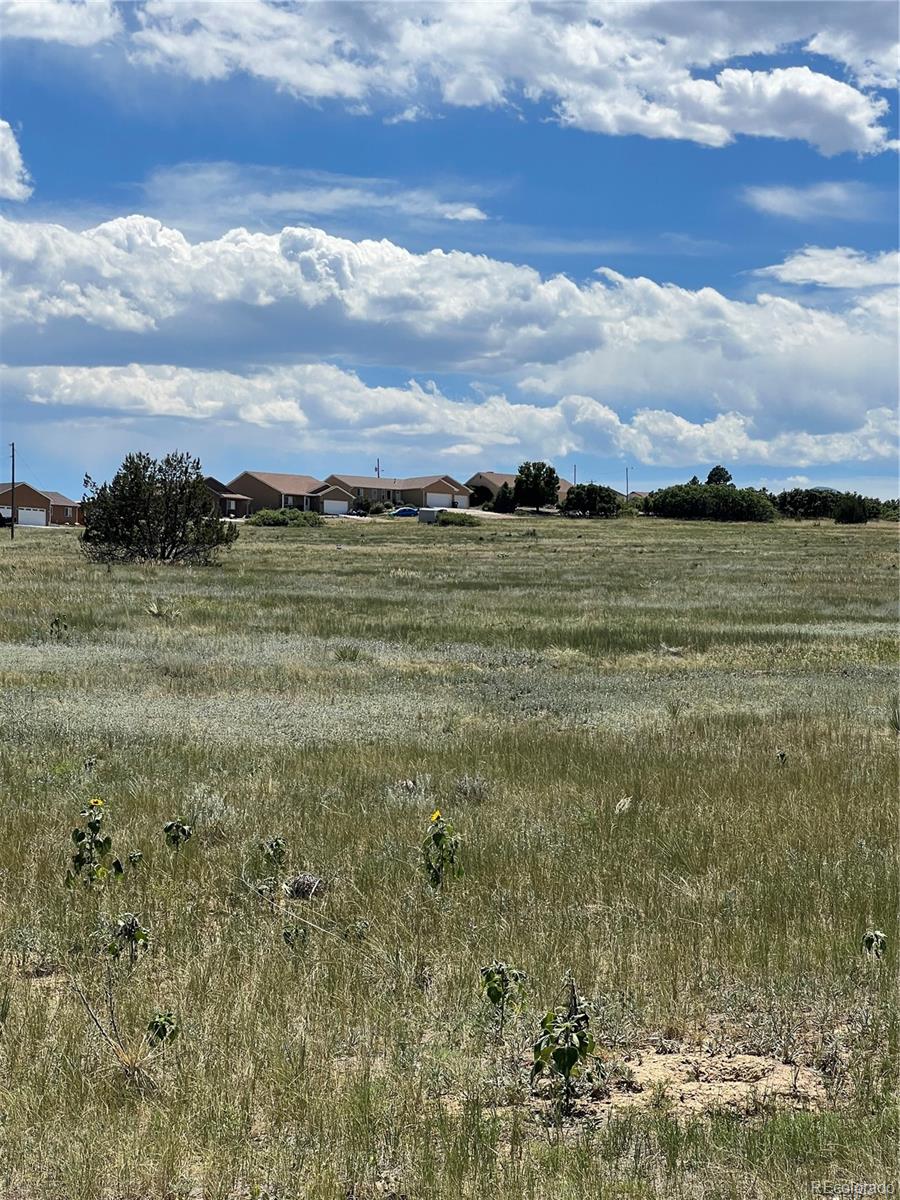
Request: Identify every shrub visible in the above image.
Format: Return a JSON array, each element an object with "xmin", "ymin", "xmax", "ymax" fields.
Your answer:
[
  {"xmin": 468, "ymin": 484, "xmax": 493, "ymax": 507},
  {"xmin": 246, "ymin": 508, "xmax": 324, "ymax": 527},
  {"xmin": 81, "ymin": 451, "xmax": 237, "ymax": 565},
  {"xmin": 644, "ymin": 484, "xmax": 775, "ymax": 522},
  {"xmin": 436, "ymin": 510, "xmax": 479, "ymax": 526},
  {"xmin": 560, "ymin": 483, "xmax": 620, "ymax": 519},
  {"xmin": 833, "ymin": 493, "xmax": 868, "ymax": 524}
]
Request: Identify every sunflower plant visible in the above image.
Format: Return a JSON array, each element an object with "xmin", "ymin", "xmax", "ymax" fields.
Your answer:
[
  {"xmin": 531, "ymin": 975, "xmax": 595, "ymax": 1115},
  {"xmin": 422, "ymin": 809, "xmax": 462, "ymax": 891},
  {"xmin": 66, "ymin": 798, "xmax": 124, "ymax": 888}
]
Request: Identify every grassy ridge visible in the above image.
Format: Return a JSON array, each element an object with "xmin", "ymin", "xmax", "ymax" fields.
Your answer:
[{"xmin": 0, "ymin": 518, "xmax": 896, "ymax": 1198}]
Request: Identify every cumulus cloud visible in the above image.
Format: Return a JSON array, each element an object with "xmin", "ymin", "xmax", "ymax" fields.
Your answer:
[
  {"xmin": 0, "ymin": 119, "xmax": 32, "ymax": 201},
  {"xmin": 755, "ymin": 246, "xmax": 899, "ymax": 289},
  {"xmin": 3, "ymin": 1, "xmax": 896, "ymax": 154},
  {"xmin": 1, "ymin": 215, "xmax": 896, "ymax": 442},
  {"xmin": 742, "ymin": 181, "xmax": 882, "ymax": 221},
  {"xmin": 3, "ymin": 360, "xmax": 895, "ymax": 468},
  {"xmin": 0, "ymin": 0, "xmax": 121, "ymax": 45}
]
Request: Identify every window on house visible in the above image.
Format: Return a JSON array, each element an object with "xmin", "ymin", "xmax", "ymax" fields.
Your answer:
[{"xmin": 64, "ymin": 507, "xmax": 71, "ymax": 517}]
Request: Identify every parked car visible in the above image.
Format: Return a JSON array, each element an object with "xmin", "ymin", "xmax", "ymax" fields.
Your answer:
[{"xmin": 391, "ymin": 506, "xmax": 419, "ymax": 517}]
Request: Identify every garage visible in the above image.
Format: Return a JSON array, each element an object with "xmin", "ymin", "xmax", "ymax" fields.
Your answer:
[
  {"xmin": 425, "ymin": 492, "xmax": 453, "ymax": 508},
  {"xmin": 323, "ymin": 499, "xmax": 349, "ymax": 515},
  {"xmin": 17, "ymin": 507, "xmax": 48, "ymax": 526}
]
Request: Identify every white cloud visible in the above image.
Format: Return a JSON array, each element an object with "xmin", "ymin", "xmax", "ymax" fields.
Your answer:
[
  {"xmin": 742, "ymin": 181, "xmax": 880, "ymax": 221},
  {"xmin": 1, "ymin": 216, "xmax": 896, "ymax": 440},
  {"xmin": 0, "ymin": 0, "xmax": 121, "ymax": 45},
  {"xmin": 665, "ymin": 67, "xmax": 889, "ymax": 156},
  {"xmin": 3, "ymin": 1, "xmax": 896, "ymax": 154},
  {"xmin": 138, "ymin": 162, "xmax": 488, "ymax": 238},
  {"xmin": 755, "ymin": 246, "xmax": 899, "ymax": 289},
  {"xmin": 0, "ymin": 119, "xmax": 32, "ymax": 201},
  {"xmin": 3, "ymin": 361, "xmax": 895, "ymax": 469}
]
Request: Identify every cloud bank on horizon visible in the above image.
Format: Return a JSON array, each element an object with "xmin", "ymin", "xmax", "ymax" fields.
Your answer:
[{"xmin": 0, "ymin": 0, "xmax": 897, "ymax": 492}]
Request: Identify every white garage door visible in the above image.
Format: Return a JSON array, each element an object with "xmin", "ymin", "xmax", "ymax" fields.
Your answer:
[
  {"xmin": 18, "ymin": 507, "xmax": 47, "ymax": 526},
  {"xmin": 426, "ymin": 492, "xmax": 452, "ymax": 508},
  {"xmin": 455, "ymin": 496, "xmax": 468, "ymax": 509},
  {"xmin": 323, "ymin": 499, "xmax": 349, "ymax": 515}
]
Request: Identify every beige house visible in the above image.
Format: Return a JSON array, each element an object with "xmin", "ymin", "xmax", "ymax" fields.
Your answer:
[
  {"xmin": 324, "ymin": 474, "xmax": 471, "ymax": 511},
  {"xmin": 465, "ymin": 471, "xmax": 573, "ymax": 506}
]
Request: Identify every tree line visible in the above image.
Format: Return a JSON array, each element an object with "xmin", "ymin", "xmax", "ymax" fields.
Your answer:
[{"xmin": 73, "ymin": 452, "xmax": 897, "ymax": 566}]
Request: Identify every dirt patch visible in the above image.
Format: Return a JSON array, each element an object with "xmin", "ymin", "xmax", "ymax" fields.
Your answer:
[{"xmin": 532, "ymin": 1044, "xmax": 829, "ymax": 1119}]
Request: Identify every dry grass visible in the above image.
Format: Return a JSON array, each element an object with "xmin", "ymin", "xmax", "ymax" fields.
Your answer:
[{"xmin": 0, "ymin": 516, "xmax": 896, "ymax": 1198}]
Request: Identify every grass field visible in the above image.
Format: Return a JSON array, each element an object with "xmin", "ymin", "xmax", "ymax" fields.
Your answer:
[{"xmin": 0, "ymin": 516, "xmax": 897, "ymax": 1199}]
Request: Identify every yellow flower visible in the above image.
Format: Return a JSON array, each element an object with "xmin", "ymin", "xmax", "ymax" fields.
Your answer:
[
  {"xmin": 431, "ymin": 809, "xmax": 441, "ymax": 822},
  {"xmin": 88, "ymin": 796, "xmax": 104, "ymax": 808}
]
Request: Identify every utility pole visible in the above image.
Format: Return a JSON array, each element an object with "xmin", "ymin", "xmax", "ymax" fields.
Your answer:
[
  {"xmin": 625, "ymin": 465, "xmax": 629, "ymax": 500},
  {"xmin": 573, "ymin": 463, "xmax": 577, "ymax": 485},
  {"xmin": 9, "ymin": 442, "xmax": 14, "ymax": 541},
  {"xmin": 375, "ymin": 457, "xmax": 381, "ymax": 479}
]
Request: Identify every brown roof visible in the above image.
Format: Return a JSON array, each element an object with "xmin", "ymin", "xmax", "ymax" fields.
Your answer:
[
  {"xmin": 205, "ymin": 476, "xmax": 250, "ymax": 500},
  {"xmin": 0, "ymin": 483, "xmax": 78, "ymax": 506},
  {"xmin": 230, "ymin": 471, "xmax": 324, "ymax": 495},
  {"xmin": 309, "ymin": 482, "xmax": 355, "ymax": 498},
  {"xmin": 329, "ymin": 473, "xmax": 469, "ymax": 493},
  {"xmin": 468, "ymin": 471, "xmax": 574, "ymax": 493}
]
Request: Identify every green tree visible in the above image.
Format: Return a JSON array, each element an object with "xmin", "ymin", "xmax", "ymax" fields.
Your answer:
[
  {"xmin": 489, "ymin": 482, "xmax": 517, "ymax": 513},
  {"xmin": 468, "ymin": 484, "xmax": 493, "ymax": 508},
  {"xmin": 513, "ymin": 462, "xmax": 560, "ymax": 513},
  {"xmin": 705, "ymin": 465, "xmax": 733, "ymax": 486},
  {"xmin": 81, "ymin": 451, "xmax": 238, "ymax": 564},
  {"xmin": 645, "ymin": 483, "xmax": 775, "ymax": 522},
  {"xmin": 560, "ymin": 482, "xmax": 619, "ymax": 519},
  {"xmin": 833, "ymin": 493, "xmax": 868, "ymax": 525},
  {"xmin": 775, "ymin": 488, "xmax": 837, "ymax": 520}
]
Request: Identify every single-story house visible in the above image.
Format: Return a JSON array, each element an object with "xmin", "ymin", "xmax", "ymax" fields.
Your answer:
[
  {"xmin": 306, "ymin": 480, "xmax": 356, "ymax": 516},
  {"xmin": 465, "ymin": 471, "xmax": 573, "ymax": 506},
  {"xmin": 204, "ymin": 476, "xmax": 252, "ymax": 519},
  {"xmin": 226, "ymin": 471, "xmax": 326, "ymax": 513},
  {"xmin": 324, "ymin": 473, "xmax": 471, "ymax": 511},
  {"xmin": 0, "ymin": 482, "xmax": 82, "ymax": 526},
  {"xmin": 627, "ymin": 491, "xmax": 650, "ymax": 503}
]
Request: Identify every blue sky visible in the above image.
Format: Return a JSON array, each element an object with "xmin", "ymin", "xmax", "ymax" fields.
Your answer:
[{"xmin": 1, "ymin": 0, "xmax": 898, "ymax": 498}]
